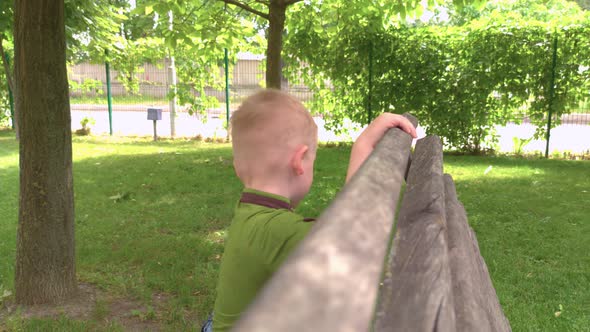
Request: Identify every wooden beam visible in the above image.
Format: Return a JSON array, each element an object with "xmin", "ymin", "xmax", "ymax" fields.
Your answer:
[
  {"xmin": 374, "ymin": 136, "xmax": 456, "ymax": 331},
  {"xmin": 444, "ymin": 174, "xmax": 511, "ymax": 332},
  {"xmin": 375, "ymin": 138, "xmax": 511, "ymax": 331}
]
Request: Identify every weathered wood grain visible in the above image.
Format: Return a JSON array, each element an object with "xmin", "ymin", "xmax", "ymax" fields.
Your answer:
[
  {"xmin": 233, "ymin": 114, "xmax": 418, "ymax": 332},
  {"xmin": 375, "ymin": 137, "xmax": 510, "ymax": 332},
  {"xmin": 444, "ymin": 174, "xmax": 512, "ymax": 332},
  {"xmin": 374, "ymin": 136, "xmax": 456, "ymax": 332}
]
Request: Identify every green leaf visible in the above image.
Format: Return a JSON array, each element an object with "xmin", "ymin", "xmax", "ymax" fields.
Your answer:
[{"xmin": 145, "ymin": 5, "xmax": 154, "ymax": 15}]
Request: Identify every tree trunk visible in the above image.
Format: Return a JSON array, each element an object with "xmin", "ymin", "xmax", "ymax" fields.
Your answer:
[
  {"xmin": 576, "ymin": 0, "xmax": 590, "ymax": 10},
  {"xmin": 266, "ymin": 1, "xmax": 286, "ymax": 89},
  {"xmin": 14, "ymin": 0, "xmax": 77, "ymax": 304}
]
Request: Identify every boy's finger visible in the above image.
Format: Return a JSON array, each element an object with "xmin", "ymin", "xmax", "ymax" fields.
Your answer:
[{"xmin": 395, "ymin": 119, "xmax": 417, "ymax": 138}]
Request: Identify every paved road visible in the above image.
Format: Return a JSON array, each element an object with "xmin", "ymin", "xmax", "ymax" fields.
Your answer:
[
  {"xmin": 71, "ymin": 105, "xmax": 365, "ymax": 142},
  {"xmin": 71, "ymin": 105, "xmax": 590, "ymax": 153}
]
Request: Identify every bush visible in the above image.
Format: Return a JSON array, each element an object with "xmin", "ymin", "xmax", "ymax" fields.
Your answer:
[
  {"xmin": 285, "ymin": 3, "xmax": 590, "ymax": 152},
  {"xmin": 75, "ymin": 116, "xmax": 96, "ymax": 136}
]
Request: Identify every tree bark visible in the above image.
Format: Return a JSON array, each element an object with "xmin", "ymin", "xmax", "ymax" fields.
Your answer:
[
  {"xmin": 14, "ymin": 0, "xmax": 77, "ymax": 304},
  {"xmin": 266, "ymin": 0, "xmax": 287, "ymax": 89}
]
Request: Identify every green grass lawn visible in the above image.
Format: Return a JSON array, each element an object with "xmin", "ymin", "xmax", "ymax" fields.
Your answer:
[
  {"xmin": 444, "ymin": 155, "xmax": 590, "ymax": 331},
  {"xmin": 0, "ymin": 129, "xmax": 589, "ymax": 331}
]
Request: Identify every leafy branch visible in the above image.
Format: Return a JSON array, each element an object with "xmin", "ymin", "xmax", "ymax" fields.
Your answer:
[{"xmin": 220, "ymin": 0, "xmax": 269, "ymax": 19}]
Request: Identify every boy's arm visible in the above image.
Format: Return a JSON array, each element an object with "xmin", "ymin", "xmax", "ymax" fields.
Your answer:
[{"xmin": 346, "ymin": 113, "xmax": 417, "ymax": 182}]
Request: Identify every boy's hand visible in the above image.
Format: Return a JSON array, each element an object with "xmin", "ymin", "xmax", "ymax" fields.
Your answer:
[{"xmin": 346, "ymin": 113, "xmax": 417, "ymax": 182}]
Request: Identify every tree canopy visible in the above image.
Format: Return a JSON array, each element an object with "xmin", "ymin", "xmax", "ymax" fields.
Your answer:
[
  {"xmin": 3, "ymin": 0, "xmax": 483, "ymax": 119},
  {"xmin": 2, "ymin": 0, "xmax": 589, "ymax": 152}
]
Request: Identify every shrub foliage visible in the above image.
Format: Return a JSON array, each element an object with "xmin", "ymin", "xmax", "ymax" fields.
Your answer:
[{"xmin": 285, "ymin": 3, "xmax": 590, "ymax": 152}]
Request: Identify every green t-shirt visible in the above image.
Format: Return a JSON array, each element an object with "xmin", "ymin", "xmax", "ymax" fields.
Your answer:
[{"xmin": 212, "ymin": 188, "xmax": 314, "ymax": 332}]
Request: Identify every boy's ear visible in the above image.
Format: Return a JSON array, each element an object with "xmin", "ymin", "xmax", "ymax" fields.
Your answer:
[{"xmin": 290, "ymin": 145, "xmax": 309, "ymax": 176}]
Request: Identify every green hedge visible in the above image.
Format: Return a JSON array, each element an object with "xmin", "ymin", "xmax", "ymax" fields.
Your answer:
[{"xmin": 286, "ymin": 10, "xmax": 590, "ymax": 152}]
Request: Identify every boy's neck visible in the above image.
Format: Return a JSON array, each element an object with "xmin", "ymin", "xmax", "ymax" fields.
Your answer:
[{"xmin": 245, "ymin": 182, "xmax": 292, "ymax": 202}]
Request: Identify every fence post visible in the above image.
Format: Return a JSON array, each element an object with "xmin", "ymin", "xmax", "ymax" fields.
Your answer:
[
  {"xmin": 367, "ymin": 40, "xmax": 373, "ymax": 125},
  {"xmin": 105, "ymin": 50, "xmax": 113, "ymax": 136},
  {"xmin": 4, "ymin": 53, "xmax": 15, "ymax": 129},
  {"xmin": 168, "ymin": 11, "xmax": 177, "ymax": 138},
  {"xmin": 168, "ymin": 54, "xmax": 178, "ymax": 138},
  {"xmin": 224, "ymin": 2, "xmax": 230, "ymax": 141},
  {"xmin": 225, "ymin": 48, "xmax": 230, "ymax": 140},
  {"xmin": 545, "ymin": 31, "xmax": 558, "ymax": 158}
]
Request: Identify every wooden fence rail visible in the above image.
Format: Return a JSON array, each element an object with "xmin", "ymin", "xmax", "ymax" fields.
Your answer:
[
  {"xmin": 234, "ymin": 114, "xmax": 511, "ymax": 332},
  {"xmin": 374, "ymin": 136, "xmax": 511, "ymax": 331}
]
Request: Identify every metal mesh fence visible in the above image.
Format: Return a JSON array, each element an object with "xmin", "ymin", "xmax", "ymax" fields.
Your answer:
[
  {"xmin": 67, "ymin": 58, "xmax": 590, "ymax": 123},
  {"xmin": 65, "ymin": 56, "xmax": 319, "ymax": 139},
  {"xmin": 0, "ymin": 51, "xmax": 585, "ymax": 152},
  {"xmin": 70, "ymin": 60, "xmax": 170, "ymax": 110},
  {"xmin": 564, "ymin": 100, "xmax": 590, "ymax": 126},
  {"xmin": 68, "ymin": 57, "xmax": 314, "ymax": 113}
]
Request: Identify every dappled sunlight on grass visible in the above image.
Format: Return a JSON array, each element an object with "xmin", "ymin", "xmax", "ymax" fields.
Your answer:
[
  {"xmin": 205, "ymin": 230, "xmax": 227, "ymax": 246},
  {"xmin": 1, "ymin": 132, "xmax": 589, "ymax": 330},
  {"xmin": 70, "ymin": 134, "xmax": 232, "ymax": 163},
  {"xmin": 0, "ymin": 131, "xmax": 18, "ymax": 168},
  {"xmin": 443, "ymin": 154, "xmax": 590, "ymax": 331},
  {"xmin": 443, "ymin": 155, "xmax": 550, "ymax": 181},
  {"xmin": 0, "ymin": 149, "xmax": 18, "ymax": 165},
  {"xmin": 153, "ymin": 194, "xmax": 178, "ymax": 206}
]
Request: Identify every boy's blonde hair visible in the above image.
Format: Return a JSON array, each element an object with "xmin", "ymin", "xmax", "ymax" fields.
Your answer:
[{"xmin": 231, "ymin": 89, "xmax": 317, "ymax": 178}]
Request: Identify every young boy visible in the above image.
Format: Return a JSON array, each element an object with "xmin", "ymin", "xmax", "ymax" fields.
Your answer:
[{"xmin": 206, "ymin": 89, "xmax": 416, "ymax": 332}]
